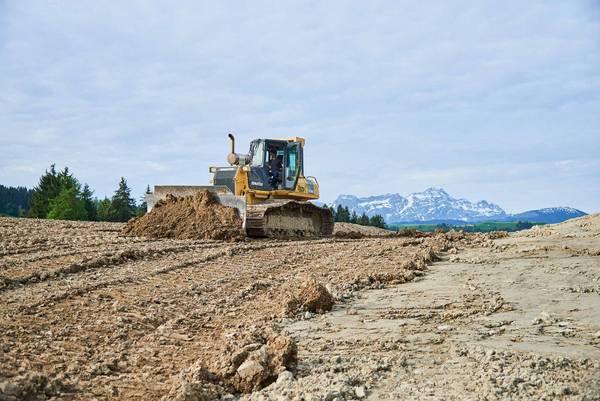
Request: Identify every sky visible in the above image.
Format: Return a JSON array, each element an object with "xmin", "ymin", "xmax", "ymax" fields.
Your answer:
[{"xmin": 1, "ymin": 1, "xmax": 599, "ymax": 213}]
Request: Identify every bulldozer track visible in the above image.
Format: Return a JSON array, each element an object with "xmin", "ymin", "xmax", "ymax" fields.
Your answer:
[{"xmin": 245, "ymin": 200, "xmax": 334, "ymax": 238}]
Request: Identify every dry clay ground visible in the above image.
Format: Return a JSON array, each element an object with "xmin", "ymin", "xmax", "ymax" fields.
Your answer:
[{"xmin": 1, "ymin": 215, "xmax": 599, "ymax": 400}]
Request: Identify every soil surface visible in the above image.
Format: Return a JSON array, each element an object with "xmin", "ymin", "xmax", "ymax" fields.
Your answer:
[
  {"xmin": 1, "ymin": 216, "xmax": 599, "ymax": 400},
  {"xmin": 0, "ymin": 218, "xmax": 447, "ymax": 400}
]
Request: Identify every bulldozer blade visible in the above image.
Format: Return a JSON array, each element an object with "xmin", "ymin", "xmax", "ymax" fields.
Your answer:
[{"xmin": 145, "ymin": 185, "xmax": 247, "ymax": 224}]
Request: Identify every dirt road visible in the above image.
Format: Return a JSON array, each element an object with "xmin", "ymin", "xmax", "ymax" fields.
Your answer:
[{"xmin": 1, "ymin": 215, "xmax": 599, "ymax": 400}]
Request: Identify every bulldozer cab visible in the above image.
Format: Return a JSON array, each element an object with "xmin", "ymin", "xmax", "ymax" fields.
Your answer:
[{"xmin": 248, "ymin": 139, "xmax": 303, "ymax": 191}]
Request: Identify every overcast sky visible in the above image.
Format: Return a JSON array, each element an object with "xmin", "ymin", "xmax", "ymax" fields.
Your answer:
[{"xmin": 1, "ymin": 1, "xmax": 599, "ymax": 213}]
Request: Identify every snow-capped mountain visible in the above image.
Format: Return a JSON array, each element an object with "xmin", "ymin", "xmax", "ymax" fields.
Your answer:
[
  {"xmin": 333, "ymin": 188, "xmax": 506, "ymax": 223},
  {"xmin": 332, "ymin": 189, "xmax": 587, "ymax": 224}
]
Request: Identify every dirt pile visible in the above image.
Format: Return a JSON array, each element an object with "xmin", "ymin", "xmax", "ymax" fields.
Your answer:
[
  {"xmin": 517, "ymin": 212, "xmax": 600, "ymax": 238},
  {"xmin": 122, "ymin": 190, "xmax": 244, "ymax": 241}
]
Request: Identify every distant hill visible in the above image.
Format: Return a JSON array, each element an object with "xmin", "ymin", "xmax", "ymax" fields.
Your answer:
[
  {"xmin": 506, "ymin": 207, "xmax": 586, "ymax": 224},
  {"xmin": 332, "ymin": 188, "xmax": 586, "ymax": 224}
]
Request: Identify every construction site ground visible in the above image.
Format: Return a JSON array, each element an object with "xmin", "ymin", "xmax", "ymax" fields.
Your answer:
[{"xmin": 1, "ymin": 215, "xmax": 599, "ymax": 400}]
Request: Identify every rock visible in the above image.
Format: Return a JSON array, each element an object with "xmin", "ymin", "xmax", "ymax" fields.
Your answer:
[
  {"xmin": 275, "ymin": 370, "xmax": 294, "ymax": 385},
  {"xmin": 324, "ymin": 390, "xmax": 341, "ymax": 401},
  {"xmin": 354, "ymin": 385, "xmax": 367, "ymax": 398},
  {"xmin": 286, "ymin": 276, "xmax": 334, "ymax": 315},
  {"xmin": 437, "ymin": 324, "xmax": 453, "ymax": 332},
  {"xmin": 532, "ymin": 311, "xmax": 556, "ymax": 325},
  {"xmin": 237, "ymin": 360, "xmax": 266, "ymax": 383}
]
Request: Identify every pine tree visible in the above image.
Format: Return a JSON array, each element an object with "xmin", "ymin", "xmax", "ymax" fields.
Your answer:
[
  {"xmin": 81, "ymin": 184, "xmax": 97, "ymax": 221},
  {"xmin": 56, "ymin": 167, "xmax": 80, "ymax": 192},
  {"xmin": 358, "ymin": 213, "xmax": 370, "ymax": 226},
  {"xmin": 111, "ymin": 178, "xmax": 136, "ymax": 222},
  {"xmin": 343, "ymin": 206, "xmax": 351, "ymax": 222},
  {"xmin": 369, "ymin": 214, "xmax": 387, "ymax": 229},
  {"xmin": 350, "ymin": 211, "xmax": 358, "ymax": 224},
  {"xmin": 47, "ymin": 187, "xmax": 88, "ymax": 221},
  {"xmin": 96, "ymin": 198, "xmax": 114, "ymax": 221},
  {"xmin": 28, "ymin": 164, "xmax": 60, "ymax": 218},
  {"xmin": 328, "ymin": 205, "xmax": 335, "ymax": 221},
  {"xmin": 334, "ymin": 205, "xmax": 343, "ymax": 222},
  {"xmin": 335, "ymin": 205, "xmax": 351, "ymax": 222}
]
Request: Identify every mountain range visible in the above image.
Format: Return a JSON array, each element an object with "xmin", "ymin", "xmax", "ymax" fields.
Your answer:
[{"xmin": 332, "ymin": 188, "xmax": 586, "ymax": 224}]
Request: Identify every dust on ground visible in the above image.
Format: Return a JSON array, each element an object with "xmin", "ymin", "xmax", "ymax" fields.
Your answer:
[{"xmin": 122, "ymin": 190, "xmax": 244, "ymax": 241}]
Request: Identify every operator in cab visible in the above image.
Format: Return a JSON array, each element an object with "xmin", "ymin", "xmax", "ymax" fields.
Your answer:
[{"xmin": 268, "ymin": 149, "xmax": 282, "ymax": 188}]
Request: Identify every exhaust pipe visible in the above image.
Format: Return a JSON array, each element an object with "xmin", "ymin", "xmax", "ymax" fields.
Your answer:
[
  {"xmin": 226, "ymin": 133, "xmax": 249, "ymax": 166},
  {"xmin": 228, "ymin": 133, "xmax": 235, "ymax": 154}
]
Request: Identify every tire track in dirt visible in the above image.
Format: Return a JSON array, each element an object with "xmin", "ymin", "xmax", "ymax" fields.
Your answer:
[
  {"xmin": 2, "ymin": 238, "xmax": 364, "ymax": 312},
  {"xmin": 0, "ymin": 240, "xmax": 225, "ymax": 277},
  {"xmin": 0, "ymin": 245, "xmax": 205, "ymax": 292}
]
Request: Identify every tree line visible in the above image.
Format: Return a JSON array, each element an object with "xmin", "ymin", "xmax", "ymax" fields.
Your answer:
[
  {"xmin": 0, "ymin": 185, "xmax": 33, "ymax": 217},
  {"xmin": 323, "ymin": 204, "xmax": 387, "ymax": 229},
  {"xmin": 1, "ymin": 164, "xmax": 147, "ymax": 222}
]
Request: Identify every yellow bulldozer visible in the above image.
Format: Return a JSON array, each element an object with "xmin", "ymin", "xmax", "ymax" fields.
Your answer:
[{"xmin": 146, "ymin": 134, "xmax": 334, "ymax": 238}]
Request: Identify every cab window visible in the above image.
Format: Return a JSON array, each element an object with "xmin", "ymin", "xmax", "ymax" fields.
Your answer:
[
  {"xmin": 251, "ymin": 141, "xmax": 264, "ymax": 166},
  {"xmin": 285, "ymin": 143, "xmax": 300, "ymax": 188}
]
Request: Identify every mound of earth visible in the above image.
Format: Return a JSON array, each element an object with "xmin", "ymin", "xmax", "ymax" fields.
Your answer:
[
  {"xmin": 517, "ymin": 212, "xmax": 600, "ymax": 238},
  {"xmin": 333, "ymin": 222, "xmax": 393, "ymax": 237},
  {"xmin": 122, "ymin": 190, "xmax": 244, "ymax": 241}
]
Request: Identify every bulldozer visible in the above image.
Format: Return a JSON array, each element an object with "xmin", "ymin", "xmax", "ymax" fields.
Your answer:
[{"xmin": 145, "ymin": 134, "xmax": 334, "ymax": 238}]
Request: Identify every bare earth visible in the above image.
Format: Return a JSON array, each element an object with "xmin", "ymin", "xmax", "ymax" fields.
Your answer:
[{"xmin": 1, "ymin": 215, "xmax": 599, "ymax": 400}]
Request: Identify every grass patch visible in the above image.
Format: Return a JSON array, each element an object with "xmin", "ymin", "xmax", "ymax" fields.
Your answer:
[{"xmin": 388, "ymin": 221, "xmax": 545, "ymax": 233}]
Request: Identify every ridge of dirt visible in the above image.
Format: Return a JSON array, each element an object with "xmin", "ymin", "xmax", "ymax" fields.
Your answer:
[
  {"xmin": 122, "ymin": 190, "xmax": 244, "ymax": 241},
  {"xmin": 333, "ymin": 222, "xmax": 393, "ymax": 237},
  {"xmin": 517, "ymin": 212, "xmax": 600, "ymax": 238}
]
